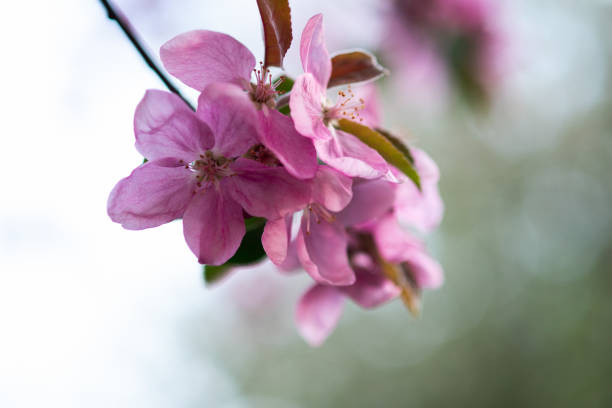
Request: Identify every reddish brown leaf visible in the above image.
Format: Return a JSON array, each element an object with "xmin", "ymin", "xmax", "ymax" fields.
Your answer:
[
  {"xmin": 328, "ymin": 50, "xmax": 388, "ymax": 88},
  {"xmin": 256, "ymin": 0, "xmax": 293, "ymax": 68}
]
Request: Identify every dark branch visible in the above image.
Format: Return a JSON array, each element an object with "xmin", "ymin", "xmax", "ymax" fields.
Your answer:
[{"xmin": 98, "ymin": 0, "xmax": 195, "ymax": 110}]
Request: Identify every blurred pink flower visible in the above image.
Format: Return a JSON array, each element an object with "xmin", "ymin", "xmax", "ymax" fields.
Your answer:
[
  {"xmin": 107, "ymin": 88, "xmax": 310, "ymax": 265},
  {"xmin": 289, "ymin": 152, "xmax": 444, "ymax": 345},
  {"xmin": 295, "ymin": 208, "xmax": 444, "ymax": 347},
  {"xmin": 383, "ymin": 0, "xmax": 503, "ymax": 105}
]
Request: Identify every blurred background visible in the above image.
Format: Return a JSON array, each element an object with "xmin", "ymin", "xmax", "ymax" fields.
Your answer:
[{"xmin": 1, "ymin": 0, "xmax": 611, "ymax": 406}]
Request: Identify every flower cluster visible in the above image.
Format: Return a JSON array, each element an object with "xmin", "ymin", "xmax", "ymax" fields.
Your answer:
[{"xmin": 108, "ymin": 12, "xmax": 444, "ymax": 345}]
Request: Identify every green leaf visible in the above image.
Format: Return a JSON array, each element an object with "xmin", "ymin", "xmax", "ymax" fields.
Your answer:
[
  {"xmin": 256, "ymin": 0, "xmax": 293, "ymax": 68},
  {"xmin": 278, "ymin": 105, "xmax": 290, "ymax": 115},
  {"xmin": 375, "ymin": 128, "xmax": 415, "ymax": 165},
  {"xmin": 274, "ymin": 75, "xmax": 294, "ymax": 95},
  {"xmin": 274, "ymin": 76, "xmax": 293, "ymax": 115},
  {"xmin": 203, "ymin": 264, "xmax": 230, "ymax": 284},
  {"xmin": 328, "ymin": 50, "xmax": 388, "ymax": 88},
  {"xmin": 335, "ymin": 119, "xmax": 421, "ymax": 189},
  {"xmin": 244, "ymin": 217, "xmax": 266, "ymax": 232},
  {"xmin": 202, "ymin": 217, "xmax": 267, "ymax": 285}
]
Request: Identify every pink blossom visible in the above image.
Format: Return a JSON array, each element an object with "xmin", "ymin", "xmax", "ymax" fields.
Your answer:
[
  {"xmin": 262, "ymin": 165, "xmax": 358, "ymax": 286},
  {"xmin": 107, "ymin": 88, "xmax": 310, "ymax": 265},
  {"xmin": 159, "ymin": 30, "xmax": 317, "ymax": 180},
  {"xmin": 290, "ymin": 14, "xmax": 394, "ymax": 181},
  {"xmin": 295, "ymin": 209, "xmax": 444, "ymax": 346},
  {"xmin": 287, "ymin": 171, "xmax": 444, "ymax": 345},
  {"xmin": 263, "ymin": 167, "xmax": 404, "ymax": 287},
  {"xmin": 264, "ymin": 157, "xmax": 440, "ymax": 289}
]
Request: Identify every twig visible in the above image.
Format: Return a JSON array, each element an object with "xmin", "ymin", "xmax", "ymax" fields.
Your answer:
[{"xmin": 98, "ymin": 0, "xmax": 195, "ymax": 110}]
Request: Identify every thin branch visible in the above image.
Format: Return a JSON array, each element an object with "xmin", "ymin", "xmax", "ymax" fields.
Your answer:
[{"xmin": 98, "ymin": 0, "xmax": 195, "ymax": 110}]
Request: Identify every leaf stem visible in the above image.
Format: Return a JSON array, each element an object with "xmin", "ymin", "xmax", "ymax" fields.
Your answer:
[{"xmin": 97, "ymin": 0, "xmax": 195, "ymax": 111}]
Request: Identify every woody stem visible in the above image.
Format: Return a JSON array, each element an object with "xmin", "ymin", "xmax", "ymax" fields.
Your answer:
[{"xmin": 97, "ymin": 0, "xmax": 195, "ymax": 111}]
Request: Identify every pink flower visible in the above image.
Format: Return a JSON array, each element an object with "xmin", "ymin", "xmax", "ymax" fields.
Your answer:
[
  {"xmin": 290, "ymin": 14, "xmax": 394, "ymax": 180},
  {"xmin": 107, "ymin": 88, "xmax": 310, "ymax": 265},
  {"xmin": 159, "ymin": 30, "xmax": 317, "ymax": 180},
  {"xmin": 264, "ymin": 146, "xmax": 443, "ymax": 288},
  {"xmin": 263, "ymin": 172, "xmax": 398, "ymax": 287},
  {"xmin": 262, "ymin": 166, "xmax": 355, "ymax": 285},
  {"xmin": 295, "ymin": 210, "xmax": 444, "ymax": 346},
  {"xmin": 282, "ymin": 171, "xmax": 444, "ymax": 346}
]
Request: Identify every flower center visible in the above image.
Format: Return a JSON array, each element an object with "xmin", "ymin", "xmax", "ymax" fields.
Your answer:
[
  {"xmin": 304, "ymin": 203, "xmax": 336, "ymax": 234},
  {"xmin": 184, "ymin": 152, "xmax": 233, "ymax": 193},
  {"xmin": 250, "ymin": 62, "xmax": 285, "ymax": 108},
  {"xmin": 323, "ymin": 85, "xmax": 366, "ymax": 124},
  {"xmin": 244, "ymin": 144, "xmax": 281, "ymax": 167}
]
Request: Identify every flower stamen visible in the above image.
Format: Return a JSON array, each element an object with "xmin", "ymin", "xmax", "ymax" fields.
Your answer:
[
  {"xmin": 305, "ymin": 203, "xmax": 336, "ymax": 234},
  {"xmin": 250, "ymin": 61, "xmax": 285, "ymax": 108},
  {"xmin": 323, "ymin": 85, "xmax": 366, "ymax": 124},
  {"xmin": 188, "ymin": 152, "xmax": 233, "ymax": 193}
]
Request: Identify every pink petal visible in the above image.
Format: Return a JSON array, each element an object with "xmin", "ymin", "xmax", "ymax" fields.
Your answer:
[
  {"xmin": 371, "ymin": 213, "xmax": 444, "ymax": 289},
  {"xmin": 395, "ymin": 148, "xmax": 443, "ymax": 232},
  {"xmin": 371, "ymin": 213, "xmax": 424, "ymax": 262},
  {"xmin": 298, "ymin": 217, "xmax": 355, "ymax": 286},
  {"xmin": 311, "ymin": 166, "xmax": 353, "ymax": 212},
  {"xmin": 314, "ymin": 130, "xmax": 390, "ymax": 180},
  {"xmin": 395, "ymin": 182, "xmax": 444, "ymax": 233},
  {"xmin": 354, "ymin": 83, "xmax": 382, "ymax": 128},
  {"xmin": 227, "ymin": 158, "xmax": 310, "ymax": 219},
  {"xmin": 341, "ymin": 269, "xmax": 400, "ymax": 309},
  {"xmin": 413, "ymin": 148, "xmax": 440, "ymax": 183},
  {"xmin": 262, "ymin": 215, "xmax": 292, "ymax": 265},
  {"xmin": 402, "ymin": 249, "xmax": 444, "ymax": 290},
  {"xmin": 336, "ymin": 179, "xmax": 396, "ymax": 227},
  {"xmin": 296, "ymin": 230, "xmax": 325, "ymax": 282},
  {"xmin": 182, "ymin": 182, "xmax": 245, "ymax": 265},
  {"xmin": 107, "ymin": 159, "xmax": 194, "ymax": 230},
  {"xmin": 296, "ymin": 284, "xmax": 344, "ymax": 346},
  {"xmin": 300, "ymin": 14, "xmax": 332, "ymax": 87},
  {"xmin": 290, "ymin": 73, "xmax": 331, "ymax": 141},
  {"xmin": 278, "ymin": 239, "xmax": 301, "ymax": 273},
  {"xmin": 160, "ymin": 30, "xmax": 255, "ymax": 91},
  {"xmin": 196, "ymin": 83, "xmax": 259, "ymax": 158},
  {"xmin": 134, "ymin": 90, "xmax": 214, "ymax": 162},
  {"xmin": 259, "ymin": 109, "xmax": 317, "ymax": 179}
]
